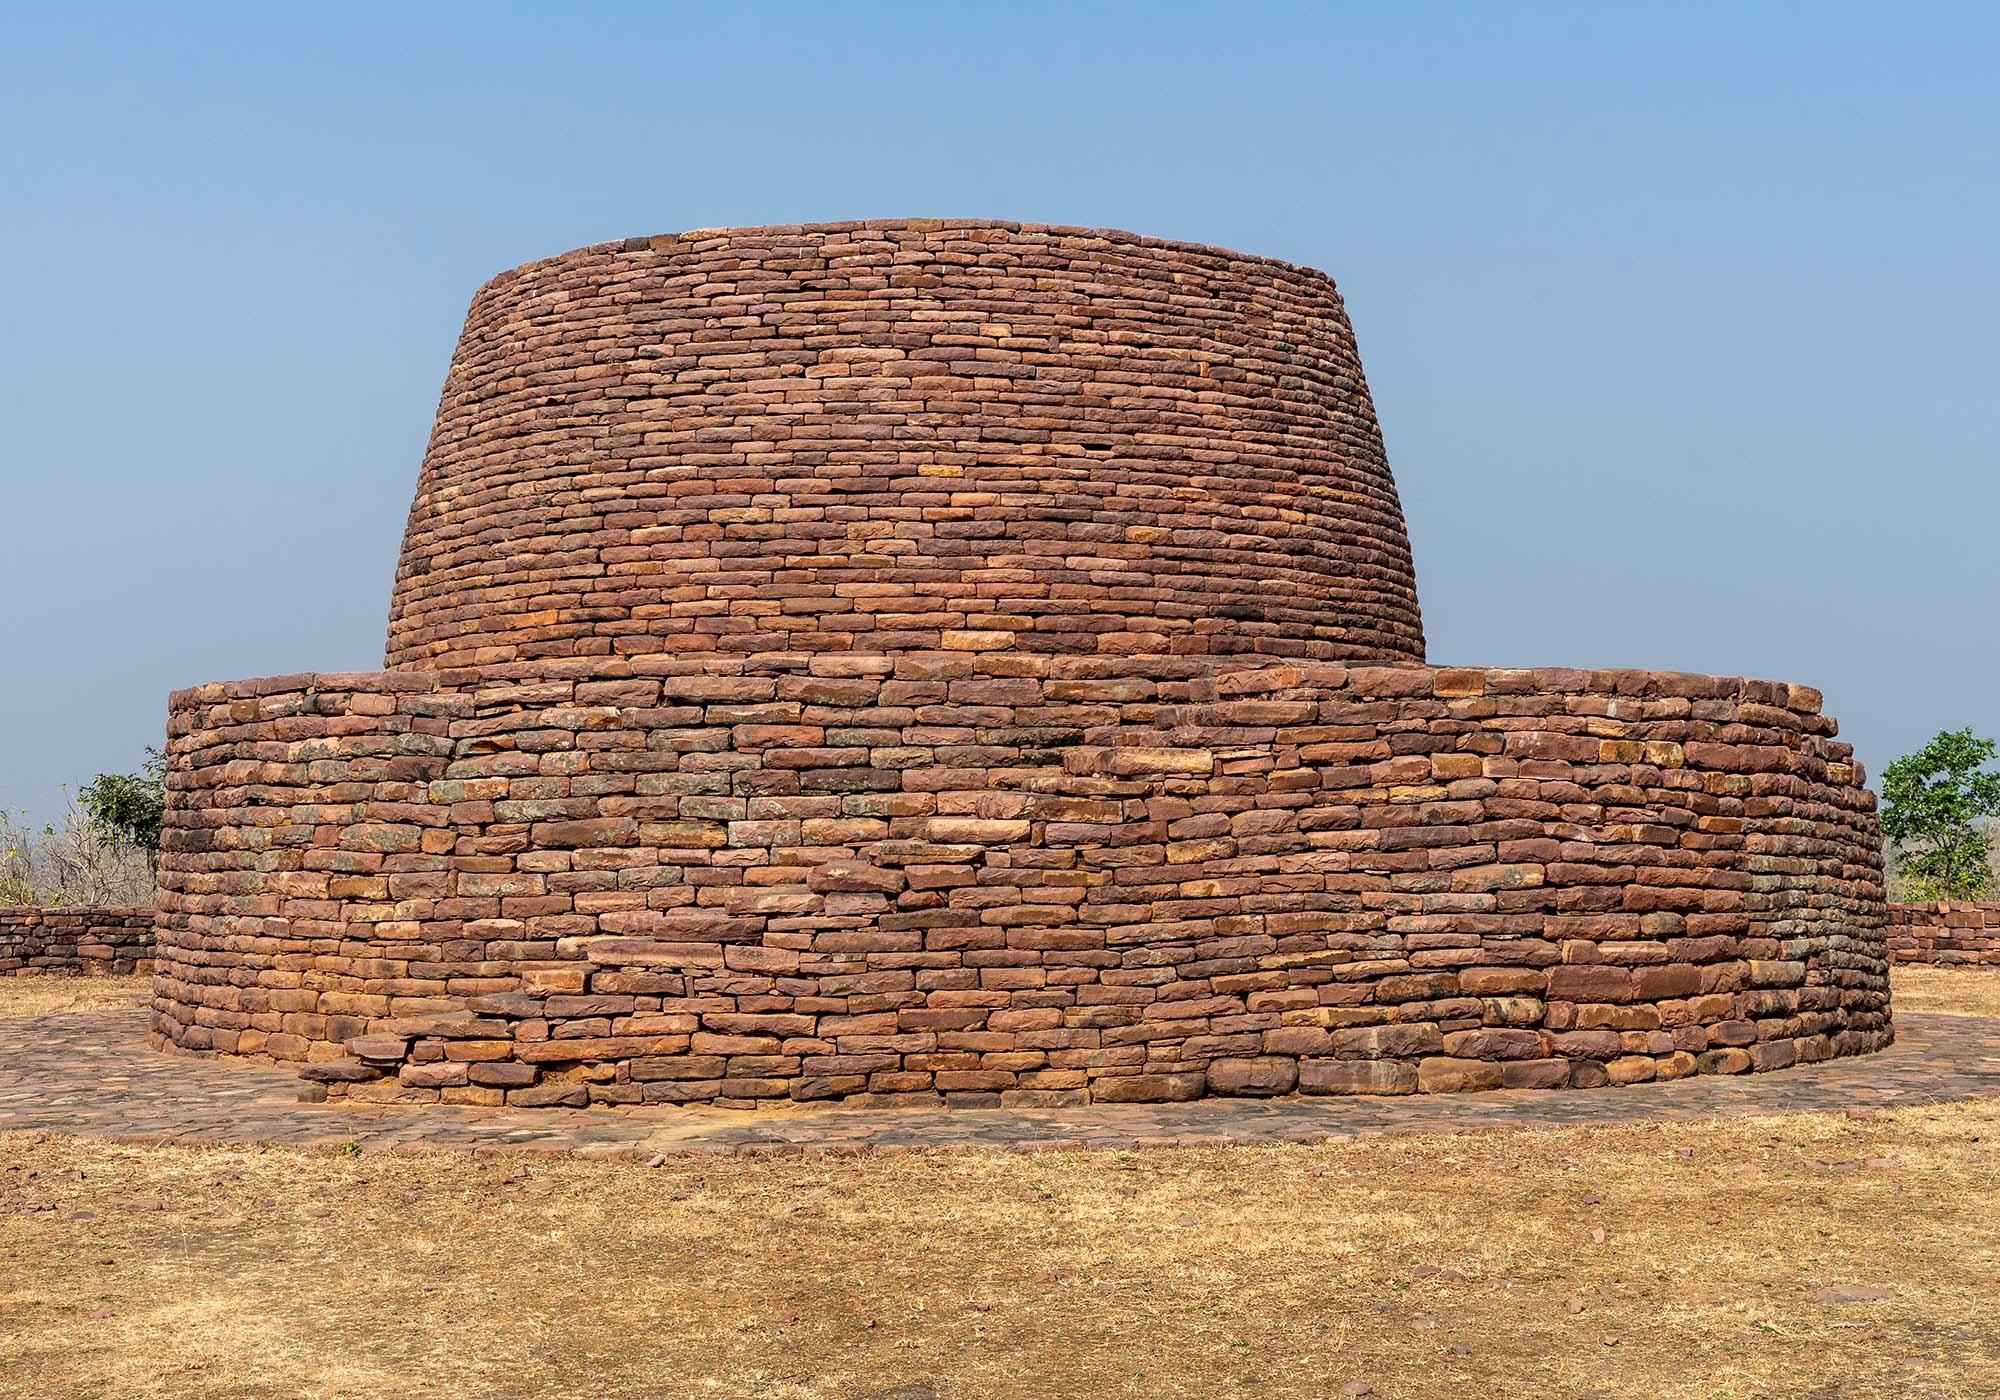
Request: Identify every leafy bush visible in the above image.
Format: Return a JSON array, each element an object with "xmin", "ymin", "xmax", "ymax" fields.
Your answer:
[
  {"xmin": 1, "ymin": 750, "xmax": 164, "ymax": 907},
  {"xmin": 79, "ymin": 749, "xmax": 166, "ymax": 872},
  {"xmin": 1881, "ymin": 728, "xmax": 2000, "ymax": 901},
  {"xmin": 0, "ymin": 803, "xmax": 155, "ymax": 907}
]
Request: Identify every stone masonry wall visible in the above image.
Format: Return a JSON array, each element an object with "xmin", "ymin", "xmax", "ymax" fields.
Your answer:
[
  {"xmin": 1888, "ymin": 902, "xmax": 2000, "ymax": 966},
  {"xmin": 153, "ymin": 221, "xmax": 1894, "ymax": 1106},
  {"xmin": 386, "ymin": 222, "xmax": 1425, "ymax": 673},
  {"xmin": 153, "ymin": 660, "xmax": 1888, "ymax": 1106},
  {"xmin": 0, "ymin": 907, "xmax": 154, "ymax": 976}
]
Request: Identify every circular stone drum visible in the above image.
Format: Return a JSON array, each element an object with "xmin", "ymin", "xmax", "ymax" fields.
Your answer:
[
  {"xmin": 150, "ymin": 221, "xmax": 1891, "ymax": 1109},
  {"xmin": 385, "ymin": 221, "xmax": 1426, "ymax": 671}
]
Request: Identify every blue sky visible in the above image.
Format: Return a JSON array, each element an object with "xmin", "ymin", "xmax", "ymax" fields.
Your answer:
[{"xmin": 2, "ymin": 2, "xmax": 1994, "ymax": 822}]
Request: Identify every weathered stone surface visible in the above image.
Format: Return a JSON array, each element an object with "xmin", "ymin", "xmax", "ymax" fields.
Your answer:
[
  {"xmin": 1090, "ymin": 1072, "xmax": 1207, "ymax": 1104},
  {"xmin": 1333, "ymin": 1024, "xmax": 1446, "ymax": 1060},
  {"xmin": 152, "ymin": 657, "xmax": 1890, "ymax": 1106},
  {"xmin": 145, "ymin": 221, "xmax": 1893, "ymax": 1111},
  {"xmin": 1205, "ymin": 1057, "xmax": 1299, "ymax": 1097},
  {"xmin": 0, "ymin": 908, "xmax": 152, "ymax": 978},
  {"xmin": 296, "ymin": 1059, "xmax": 376, "ymax": 1083},
  {"xmin": 398, "ymin": 1062, "xmax": 468, "ymax": 1089},
  {"xmin": 1417, "ymin": 1058, "xmax": 1506, "ymax": 1093},
  {"xmin": 346, "ymin": 1035, "xmax": 409, "ymax": 1063},
  {"xmin": 383, "ymin": 222, "xmax": 1424, "ymax": 673},
  {"xmin": 1300, "ymin": 1060, "xmax": 1418, "ymax": 1096},
  {"xmin": 1888, "ymin": 902, "xmax": 2000, "ymax": 966},
  {"xmin": 1443, "ymin": 1029, "xmax": 1545, "ymax": 1061}
]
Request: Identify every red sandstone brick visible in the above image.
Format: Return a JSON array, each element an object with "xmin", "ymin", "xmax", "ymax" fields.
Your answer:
[
  {"xmin": 1416, "ymin": 1057, "xmax": 1505, "ymax": 1093},
  {"xmin": 146, "ymin": 223, "xmax": 1893, "ymax": 1112},
  {"xmin": 1331, "ymin": 1024, "xmax": 1445, "ymax": 1059},
  {"xmin": 1089, "ymin": 1072, "xmax": 1206, "ymax": 1103},
  {"xmin": 1205, "ymin": 1057, "xmax": 1299, "ymax": 1096}
]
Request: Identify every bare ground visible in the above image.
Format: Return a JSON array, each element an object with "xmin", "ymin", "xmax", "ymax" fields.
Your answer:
[
  {"xmin": 1890, "ymin": 964, "xmax": 2000, "ymax": 1018},
  {"xmin": 0, "ymin": 973, "xmax": 148, "ymax": 1019},
  {"xmin": 0, "ymin": 969, "xmax": 1995, "ymax": 1399}
]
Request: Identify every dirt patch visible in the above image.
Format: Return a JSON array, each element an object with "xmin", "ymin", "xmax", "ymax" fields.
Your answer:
[
  {"xmin": 1892, "ymin": 965, "xmax": 2000, "ymax": 1018},
  {"xmin": 0, "ymin": 973, "xmax": 148, "ymax": 1019},
  {"xmin": 2, "ymin": 1102, "xmax": 1996, "ymax": 1400},
  {"xmin": 0, "ymin": 966, "xmax": 1993, "ymax": 1398}
]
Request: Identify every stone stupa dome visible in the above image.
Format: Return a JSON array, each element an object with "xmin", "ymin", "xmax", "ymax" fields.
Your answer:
[{"xmin": 151, "ymin": 221, "xmax": 1890, "ymax": 1108}]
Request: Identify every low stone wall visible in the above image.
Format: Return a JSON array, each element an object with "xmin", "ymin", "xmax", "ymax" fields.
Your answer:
[
  {"xmin": 153, "ymin": 659, "xmax": 1889, "ymax": 1106},
  {"xmin": 1888, "ymin": 902, "xmax": 2000, "ymax": 966},
  {"xmin": 0, "ymin": 907, "xmax": 154, "ymax": 976}
]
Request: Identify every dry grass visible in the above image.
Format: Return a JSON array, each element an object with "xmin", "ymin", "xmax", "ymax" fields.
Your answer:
[
  {"xmin": 1, "ymin": 967, "xmax": 1996, "ymax": 1398},
  {"xmin": 0, "ymin": 973, "xmax": 148, "ymax": 1019},
  {"xmin": 1892, "ymin": 965, "xmax": 2000, "ymax": 1018},
  {"xmin": 2, "ymin": 1106, "xmax": 1997, "ymax": 1400}
]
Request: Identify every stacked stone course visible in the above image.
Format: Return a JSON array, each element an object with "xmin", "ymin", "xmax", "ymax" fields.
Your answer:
[
  {"xmin": 387, "ymin": 221, "xmax": 1424, "ymax": 671},
  {"xmin": 1888, "ymin": 902, "xmax": 2000, "ymax": 966},
  {"xmin": 1, "ymin": 907, "xmax": 154, "ymax": 976},
  {"xmin": 151, "ymin": 220, "xmax": 1892, "ymax": 1106},
  {"xmin": 154, "ymin": 660, "xmax": 1886, "ymax": 1106}
]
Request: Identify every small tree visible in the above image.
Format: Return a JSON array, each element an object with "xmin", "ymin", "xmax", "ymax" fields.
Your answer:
[
  {"xmin": 79, "ymin": 749, "xmax": 166, "ymax": 874},
  {"xmin": 0, "ymin": 813, "xmax": 42, "ymax": 905},
  {"xmin": 0, "ymin": 802, "xmax": 156, "ymax": 906},
  {"xmin": 1880, "ymin": 728, "xmax": 2000, "ymax": 901}
]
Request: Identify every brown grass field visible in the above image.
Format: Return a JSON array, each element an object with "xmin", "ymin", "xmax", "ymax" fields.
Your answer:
[
  {"xmin": 1889, "ymin": 964, "xmax": 2000, "ymax": 1018},
  {"xmin": 0, "ymin": 972, "xmax": 148, "ymax": 1019},
  {"xmin": 1, "ymin": 968, "xmax": 1996, "ymax": 1399}
]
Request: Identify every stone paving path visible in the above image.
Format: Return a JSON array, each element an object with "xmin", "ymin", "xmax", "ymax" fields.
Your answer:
[{"xmin": 4, "ymin": 1009, "xmax": 1999, "ymax": 1160}]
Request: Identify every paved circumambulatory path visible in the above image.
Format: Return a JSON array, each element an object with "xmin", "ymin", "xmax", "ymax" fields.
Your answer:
[{"xmin": 3, "ymin": 1009, "xmax": 1997, "ymax": 1159}]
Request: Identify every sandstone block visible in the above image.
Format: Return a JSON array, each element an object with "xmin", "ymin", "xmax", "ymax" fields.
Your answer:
[
  {"xmin": 1206, "ymin": 1056, "xmax": 1298, "ymax": 1096},
  {"xmin": 1443, "ymin": 1028, "xmax": 1544, "ymax": 1060},
  {"xmin": 1300, "ymin": 1059, "xmax": 1417, "ymax": 1095},
  {"xmin": 144, "ymin": 223, "xmax": 1893, "ymax": 1117},
  {"xmin": 1416, "ymin": 1057, "xmax": 1504, "ymax": 1093},
  {"xmin": 1332, "ymin": 1024, "xmax": 1444, "ymax": 1059},
  {"xmin": 1090, "ymin": 1072, "xmax": 1206, "ymax": 1103}
]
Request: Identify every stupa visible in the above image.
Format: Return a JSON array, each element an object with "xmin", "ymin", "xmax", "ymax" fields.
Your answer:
[{"xmin": 152, "ymin": 221, "xmax": 1890, "ymax": 1106}]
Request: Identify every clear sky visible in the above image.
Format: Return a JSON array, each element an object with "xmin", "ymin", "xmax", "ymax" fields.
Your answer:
[{"xmin": 2, "ymin": 2, "xmax": 1994, "ymax": 823}]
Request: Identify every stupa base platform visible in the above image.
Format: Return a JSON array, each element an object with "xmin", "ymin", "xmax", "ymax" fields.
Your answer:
[{"xmin": 152, "ymin": 656, "xmax": 1890, "ymax": 1107}]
